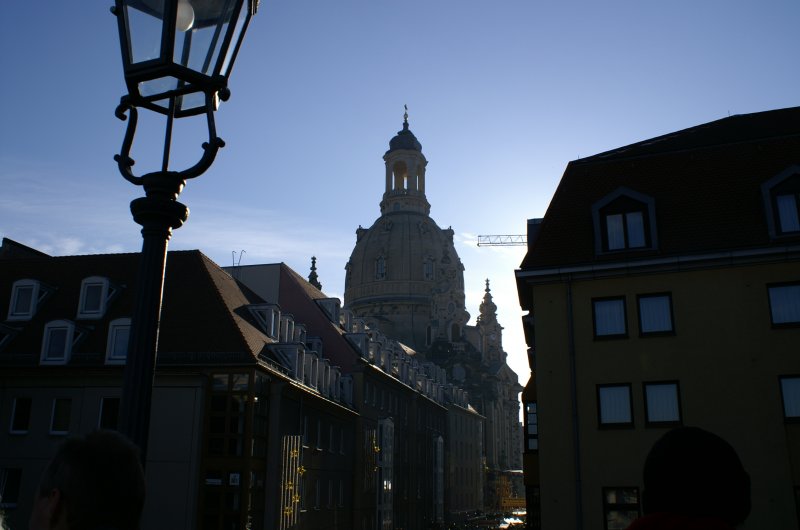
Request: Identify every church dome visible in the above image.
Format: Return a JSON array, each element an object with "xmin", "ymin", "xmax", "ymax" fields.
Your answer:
[{"xmin": 344, "ymin": 117, "xmax": 469, "ymax": 352}]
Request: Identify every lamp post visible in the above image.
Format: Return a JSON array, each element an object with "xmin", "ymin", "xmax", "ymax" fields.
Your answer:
[{"xmin": 112, "ymin": 0, "xmax": 258, "ymax": 461}]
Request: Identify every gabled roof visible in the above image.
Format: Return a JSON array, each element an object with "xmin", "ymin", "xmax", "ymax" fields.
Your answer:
[
  {"xmin": 520, "ymin": 106, "xmax": 800, "ymax": 270},
  {"xmin": 0, "ymin": 248, "xmax": 271, "ymax": 364},
  {"xmin": 276, "ymin": 263, "xmax": 361, "ymax": 373}
]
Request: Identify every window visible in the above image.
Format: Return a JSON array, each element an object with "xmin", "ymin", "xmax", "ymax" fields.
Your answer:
[
  {"xmin": 106, "ymin": 318, "xmax": 131, "ymax": 364},
  {"xmin": 7, "ymin": 279, "xmax": 49, "ymax": 321},
  {"xmin": 423, "ymin": 258, "xmax": 435, "ymax": 281},
  {"xmin": 602, "ymin": 487, "xmax": 640, "ymax": 530},
  {"xmin": 248, "ymin": 304, "xmax": 280, "ymax": 338},
  {"xmin": 643, "ymin": 382, "xmax": 681, "ymax": 426},
  {"xmin": 768, "ymin": 283, "xmax": 800, "ymax": 326},
  {"xmin": 0, "ymin": 468, "xmax": 22, "ymax": 509},
  {"xmin": 763, "ymin": 168, "xmax": 800, "ymax": 236},
  {"xmin": 592, "ymin": 188, "xmax": 656, "ymax": 253},
  {"xmin": 50, "ymin": 398, "xmax": 71, "ymax": 434},
  {"xmin": 525, "ymin": 402, "xmax": 538, "ymax": 452},
  {"xmin": 780, "ymin": 376, "xmax": 800, "ymax": 421},
  {"xmin": 99, "ymin": 397, "xmax": 120, "ymax": 430},
  {"xmin": 637, "ymin": 293, "xmax": 674, "ymax": 335},
  {"xmin": 375, "ymin": 256, "xmax": 387, "ymax": 280},
  {"xmin": 10, "ymin": 397, "xmax": 32, "ymax": 434},
  {"xmin": 77, "ymin": 276, "xmax": 118, "ymax": 319},
  {"xmin": 597, "ymin": 384, "xmax": 633, "ymax": 427},
  {"xmin": 606, "ymin": 211, "xmax": 646, "ymax": 250},
  {"xmin": 593, "ymin": 297, "xmax": 627, "ymax": 338},
  {"xmin": 41, "ymin": 320, "xmax": 81, "ymax": 364}
]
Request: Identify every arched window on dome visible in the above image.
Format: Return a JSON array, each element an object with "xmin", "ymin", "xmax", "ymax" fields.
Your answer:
[
  {"xmin": 375, "ymin": 256, "xmax": 387, "ymax": 280},
  {"xmin": 423, "ymin": 258, "xmax": 435, "ymax": 281}
]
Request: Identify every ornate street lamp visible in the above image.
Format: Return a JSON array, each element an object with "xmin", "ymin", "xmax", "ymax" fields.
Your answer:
[{"xmin": 111, "ymin": 0, "xmax": 258, "ymax": 461}]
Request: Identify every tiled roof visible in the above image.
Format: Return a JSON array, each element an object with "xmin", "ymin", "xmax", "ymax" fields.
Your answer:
[
  {"xmin": 277, "ymin": 264, "xmax": 361, "ymax": 373},
  {"xmin": 0, "ymin": 249, "xmax": 271, "ymax": 364},
  {"xmin": 520, "ymin": 106, "xmax": 800, "ymax": 270}
]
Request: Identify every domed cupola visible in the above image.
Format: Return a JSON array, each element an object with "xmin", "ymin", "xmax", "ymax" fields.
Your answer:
[
  {"xmin": 344, "ymin": 111, "xmax": 469, "ymax": 352},
  {"xmin": 381, "ymin": 107, "xmax": 430, "ymax": 215}
]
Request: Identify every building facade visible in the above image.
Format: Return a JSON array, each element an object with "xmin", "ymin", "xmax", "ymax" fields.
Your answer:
[
  {"xmin": 515, "ymin": 107, "xmax": 800, "ymax": 530},
  {"xmin": 343, "ymin": 116, "xmax": 524, "ymax": 511}
]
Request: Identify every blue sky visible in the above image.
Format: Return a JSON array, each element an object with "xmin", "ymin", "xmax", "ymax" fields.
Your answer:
[{"xmin": 1, "ymin": 1, "xmax": 798, "ymax": 384}]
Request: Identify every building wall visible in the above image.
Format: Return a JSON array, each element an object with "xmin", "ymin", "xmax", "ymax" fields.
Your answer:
[{"xmin": 529, "ymin": 261, "xmax": 800, "ymax": 530}]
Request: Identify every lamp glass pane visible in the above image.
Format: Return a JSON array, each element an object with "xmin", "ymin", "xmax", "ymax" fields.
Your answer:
[
  {"xmin": 221, "ymin": 1, "xmax": 249, "ymax": 76},
  {"xmin": 125, "ymin": 0, "xmax": 165, "ymax": 64}
]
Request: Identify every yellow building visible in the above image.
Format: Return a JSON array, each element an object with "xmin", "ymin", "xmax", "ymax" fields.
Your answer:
[{"xmin": 515, "ymin": 107, "xmax": 800, "ymax": 530}]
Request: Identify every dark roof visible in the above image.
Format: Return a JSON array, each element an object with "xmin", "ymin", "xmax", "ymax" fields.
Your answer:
[
  {"xmin": 520, "ymin": 106, "xmax": 800, "ymax": 270},
  {"xmin": 276, "ymin": 264, "xmax": 361, "ymax": 373},
  {"xmin": 0, "ymin": 237, "xmax": 50, "ymax": 259},
  {"xmin": 0, "ymin": 249, "xmax": 271, "ymax": 364},
  {"xmin": 386, "ymin": 121, "xmax": 422, "ymax": 154}
]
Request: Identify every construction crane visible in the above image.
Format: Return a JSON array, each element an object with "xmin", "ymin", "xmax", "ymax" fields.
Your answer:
[{"xmin": 477, "ymin": 235, "xmax": 527, "ymax": 247}]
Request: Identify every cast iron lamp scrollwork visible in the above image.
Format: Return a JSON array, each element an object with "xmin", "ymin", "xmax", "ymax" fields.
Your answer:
[{"xmin": 111, "ymin": 0, "xmax": 258, "ymax": 461}]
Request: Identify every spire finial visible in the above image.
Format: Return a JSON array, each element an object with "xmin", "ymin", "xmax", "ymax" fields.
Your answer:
[
  {"xmin": 485, "ymin": 278, "xmax": 490, "ymax": 292},
  {"xmin": 308, "ymin": 256, "xmax": 322, "ymax": 290},
  {"xmin": 403, "ymin": 104, "xmax": 409, "ymax": 129}
]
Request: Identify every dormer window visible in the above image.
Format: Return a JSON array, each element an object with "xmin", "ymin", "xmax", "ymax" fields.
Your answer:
[
  {"xmin": 248, "ymin": 304, "xmax": 280, "ymax": 339},
  {"xmin": 7, "ymin": 279, "xmax": 50, "ymax": 321},
  {"xmin": 77, "ymin": 277, "xmax": 118, "ymax": 319},
  {"xmin": 41, "ymin": 320, "xmax": 84, "ymax": 364},
  {"xmin": 592, "ymin": 188, "xmax": 657, "ymax": 254},
  {"xmin": 762, "ymin": 166, "xmax": 800, "ymax": 237},
  {"xmin": 106, "ymin": 318, "xmax": 131, "ymax": 364}
]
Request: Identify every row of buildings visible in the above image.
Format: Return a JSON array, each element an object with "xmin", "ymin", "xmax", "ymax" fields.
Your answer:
[
  {"xmin": 0, "ymin": 117, "xmax": 524, "ymax": 530},
  {"xmin": 516, "ymin": 106, "xmax": 800, "ymax": 529}
]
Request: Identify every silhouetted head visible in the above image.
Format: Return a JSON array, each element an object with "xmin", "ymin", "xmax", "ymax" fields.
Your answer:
[
  {"xmin": 29, "ymin": 430, "xmax": 145, "ymax": 530},
  {"xmin": 642, "ymin": 427, "xmax": 750, "ymax": 526}
]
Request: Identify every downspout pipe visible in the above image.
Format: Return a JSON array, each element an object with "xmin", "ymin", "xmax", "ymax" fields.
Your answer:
[{"xmin": 566, "ymin": 279, "xmax": 583, "ymax": 529}]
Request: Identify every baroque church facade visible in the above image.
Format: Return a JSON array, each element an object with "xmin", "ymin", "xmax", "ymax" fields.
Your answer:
[{"xmin": 343, "ymin": 114, "xmax": 524, "ymax": 505}]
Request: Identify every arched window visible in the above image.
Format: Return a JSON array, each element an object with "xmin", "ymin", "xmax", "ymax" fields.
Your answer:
[{"xmin": 375, "ymin": 256, "xmax": 387, "ymax": 280}]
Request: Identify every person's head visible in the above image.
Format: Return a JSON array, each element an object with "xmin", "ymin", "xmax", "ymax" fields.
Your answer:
[
  {"xmin": 29, "ymin": 430, "xmax": 145, "ymax": 530},
  {"xmin": 642, "ymin": 427, "xmax": 750, "ymax": 526}
]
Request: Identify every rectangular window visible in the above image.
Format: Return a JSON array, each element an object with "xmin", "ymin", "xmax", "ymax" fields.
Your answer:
[
  {"xmin": 525, "ymin": 402, "xmax": 538, "ymax": 451},
  {"xmin": 777, "ymin": 193, "xmax": 800, "ymax": 233},
  {"xmin": 0, "ymin": 468, "xmax": 22, "ymax": 509},
  {"xmin": 768, "ymin": 283, "xmax": 800, "ymax": 326},
  {"xmin": 42, "ymin": 320, "xmax": 78, "ymax": 364},
  {"xmin": 603, "ymin": 487, "xmax": 640, "ymax": 530},
  {"xmin": 99, "ymin": 397, "xmax": 120, "ymax": 430},
  {"xmin": 780, "ymin": 376, "xmax": 800, "ymax": 420},
  {"xmin": 10, "ymin": 397, "xmax": 32, "ymax": 433},
  {"xmin": 593, "ymin": 297, "xmax": 627, "ymax": 338},
  {"xmin": 11, "ymin": 285, "xmax": 34, "ymax": 316},
  {"xmin": 46, "ymin": 328, "xmax": 68, "ymax": 360},
  {"xmin": 597, "ymin": 384, "xmax": 633, "ymax": 427},
  {"xmin": 81, "ymin": 283, "xmax": 104, "ymax": 313},
  {"xmin": 638, "ymin": 294, "xmax": 674, "ymax": 335},
  {"xmin": 106, "ymin": 319, "xmax": 130, "ymax": 363},
  {"xmin": 50, "ymin": 398, "xmax": 71, "ymax": 434},
  {"xmin": 644, "ymin": 382, "xmax": 681, "ymax": 425},
  {"xmin": 606, "ymin": 212, "xmax": 645, "ymax": 250}
]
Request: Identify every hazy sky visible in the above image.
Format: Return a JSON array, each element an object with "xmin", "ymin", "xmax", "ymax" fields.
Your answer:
[{"xmin": 1, "ymin": 1, "xmax": 798, "ymax": 385}]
